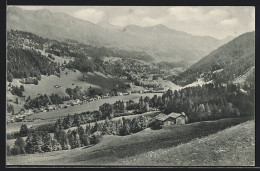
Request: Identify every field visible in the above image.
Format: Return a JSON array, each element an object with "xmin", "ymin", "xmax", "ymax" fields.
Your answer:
[
  {"xmin": 6, "ymin": 117, "xmax": 253, "ymax": 166},
  {"xmin": 6, "ymin": 93, "xmax": 162, "ymax": 133},
  {"xmin": 10, "ymin": 69, "xmax": 133, "ymax": 99},
  {"xmin": 9, "ymin": 66, "xmax": 146, "ymax": 100},
  {"xmin": 117, "ymin": 120, "xmax": 255, "ymax": 166}
]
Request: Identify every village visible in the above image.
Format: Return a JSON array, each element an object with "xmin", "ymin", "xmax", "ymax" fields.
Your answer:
[{"xmin": 6, "ymin": 85, "xmax": 169, "ymax": 124}]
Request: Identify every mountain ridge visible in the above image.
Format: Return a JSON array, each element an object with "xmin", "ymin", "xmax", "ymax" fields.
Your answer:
[{"xmin": 7, "ymin": 6, "xmax": 234, "ymax": 64}]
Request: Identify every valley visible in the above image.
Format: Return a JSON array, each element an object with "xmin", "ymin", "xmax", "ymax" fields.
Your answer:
[{"xmin": 5, "ymin": 6, "xmax": 255, "ymax": 167}]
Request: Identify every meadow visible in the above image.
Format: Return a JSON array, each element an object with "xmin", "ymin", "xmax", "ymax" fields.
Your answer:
[
  {"xmin": 6, "ymin": 93, "xmax": 162, "ymax": 133},
  {"xmin": 10, "ymin": 68, "xmax": 138, "ymax": 99},
  {"xmin": 6, "ymin": 117, "xmax": 253, "ymax": 165},
  {"xmin": 117, "ymin": 120, "xmax": 255, "ymax": 166}
]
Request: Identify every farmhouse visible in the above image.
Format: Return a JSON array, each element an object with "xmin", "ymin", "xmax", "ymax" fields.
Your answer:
[
  {"xmin": 47, "ymin": 105, "xmax": 57, "ymax": 110},
  {"xmin": 154, "ymin": 112, "xmax": 188, "ymax": 127},
  {"xmin": 58, "ymin": 104, "xmax": 66, "ymax": 108},
  {"xmin": 117, "ymin": 92, "xmax": 123, "ymax": 96}
]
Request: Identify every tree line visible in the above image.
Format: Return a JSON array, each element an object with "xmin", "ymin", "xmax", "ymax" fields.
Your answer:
[
  {"xmin": 156, "ymin": 82, "xmax": 254, "ymax": 123},
  {"xmin": 7, "ymin": 114, "xmax": 151, "ymax": 156}
]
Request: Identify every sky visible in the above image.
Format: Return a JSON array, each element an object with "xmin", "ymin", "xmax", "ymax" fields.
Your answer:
[{"xmin": 17, "ymin": 6, "xmax": 255, "ymax": 39}]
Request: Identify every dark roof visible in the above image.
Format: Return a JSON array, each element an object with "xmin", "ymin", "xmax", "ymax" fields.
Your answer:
[{"xmin": 155, "ymin": 112, "xmax": 187, "ymax": 122}]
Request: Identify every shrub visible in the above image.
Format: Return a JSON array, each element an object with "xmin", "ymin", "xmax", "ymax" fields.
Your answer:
[{"xmin": 11, "ymin": 146, "xmax": 20, "ymax": 155}]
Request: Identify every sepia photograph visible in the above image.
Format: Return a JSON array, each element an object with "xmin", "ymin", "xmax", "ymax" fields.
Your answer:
[{"xmin": 6, "ymin": 5, "xmax": 255, "ymax": 166}]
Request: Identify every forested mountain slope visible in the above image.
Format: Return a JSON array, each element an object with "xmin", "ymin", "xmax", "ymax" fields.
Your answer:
[{"xmin": 173, "ymin": 31, "xmax": 255, "ymax": 86}]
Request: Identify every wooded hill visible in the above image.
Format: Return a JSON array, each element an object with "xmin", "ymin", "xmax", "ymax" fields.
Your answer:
[{"xmin": 173, "ymin": 31, "xmax": 255, "ymax": 86}]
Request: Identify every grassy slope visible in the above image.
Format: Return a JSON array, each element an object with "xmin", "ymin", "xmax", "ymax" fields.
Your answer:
[
  {"xmin": 117, "ymin": 120, "xmax": 255, "ymax": 166},
  {"xmin": 7, "ymin": 67, "xmax": 144, "ymax": 114},
  {"xmin": 11, "ymin": 69, "xmax": 129, "ymax": 99},
  {"xmin": 6, "ymin": 117, "xmax": 253, "ymax": 165}
]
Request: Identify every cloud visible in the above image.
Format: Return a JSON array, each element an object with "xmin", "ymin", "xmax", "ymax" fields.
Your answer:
[
  {"xmin": 73, "ymin": 8, "xmax": 104, "ymax": 23},
  {"xmin": 221, "ymin": 17, "xmax": 239, "ymax": 27},
  {"xmin": 13, "ymin": 6, "xmax": 255, "ymax": 39},
  {"xmin": 168, "ymin": 7, "xmax": 203, "ymax": 21},
  {"xmin": 168, "ymin": 7, "xmax": 231, "ymax": 22},
  {"xmin": 208, "ymin": 9, "xmax": 230, "ymax": 18}
]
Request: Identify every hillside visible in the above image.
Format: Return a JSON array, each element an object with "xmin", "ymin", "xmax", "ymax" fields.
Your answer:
[
  {"xmin": 173, "ymin": 31, "xmax": 255, "ymax": 86},
  {"xmin": 6, "ymin": 117, "xmax": 252, "ymax": 165},
  {"xmin": 7, "ymin": 6, "xmax": 230, "ymax": 64},
  {"xmin": 116, "ymin": 120, "xmax": 255, "ymax": 166}
]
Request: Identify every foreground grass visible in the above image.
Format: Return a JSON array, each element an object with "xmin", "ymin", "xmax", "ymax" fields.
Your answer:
[
  {"xmin": 6, "ymin": 117, "xmax": 252, "ymax": 165},
  {"xmin": 116, "ymin": 120, "xmax": 255, "ymax": 166}
]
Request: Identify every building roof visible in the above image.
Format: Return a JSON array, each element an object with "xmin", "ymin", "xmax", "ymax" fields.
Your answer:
[
  {"xmin": 155, "ymin": 112, "xmax": 186, "ymax": 122},
  {"xmin": 155, "ymin": 114, "xmax": 169, "ymax": 121},
  {"xmin": 169, "ymin": 112, "xmax": 187, "ymax": 118}
]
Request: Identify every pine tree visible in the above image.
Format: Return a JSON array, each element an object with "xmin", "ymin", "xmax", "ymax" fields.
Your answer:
[
  {"xmin": 197, "ymin": 104, "xmax": 206, "ymax": 121},
  {"xmin": 14, "ymin": 137, "xmax": 26, "ymax": 154},
  {"xmin": 42, "ymin": 132, "xmax": 52, "ymax": 152},
  {"xmin": 78, "ymin": 126, "xmax": 86, "ymax": 146},
  {"xmin": 19, "ymin": 124, "xmax": 29, "ymax": 137},
  {"xmin": 29, "ymin": 132, "xmax": 43, "ymax": 153}
]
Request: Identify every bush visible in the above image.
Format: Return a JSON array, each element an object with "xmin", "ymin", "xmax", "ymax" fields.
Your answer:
[
  {"xmin": 90, "ymin": 131, "xmax": 103, "ymax": 144},
  {"xmin": 11, "ymin": 146, "xmax": 20, "ymax": 155}
]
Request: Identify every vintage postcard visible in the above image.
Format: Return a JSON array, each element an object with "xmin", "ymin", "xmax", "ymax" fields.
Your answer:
[{"xmin": 6, "ymin": 6, "xmax": 255, "ymax": 166}]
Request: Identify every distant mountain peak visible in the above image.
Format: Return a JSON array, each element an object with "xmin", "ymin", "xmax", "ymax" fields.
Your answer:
[{"xmin": 7, "ymin": 6, "xmax": 230, "ymax": 64}]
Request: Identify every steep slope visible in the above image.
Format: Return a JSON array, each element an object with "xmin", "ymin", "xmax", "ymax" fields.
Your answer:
[
  {"xmin": 173, "ymin": 31, "xmax": 255, "ymax": 86},
  {"xmin": 7, "ymin": 6, "xmax": 228, "ymax": 64}
]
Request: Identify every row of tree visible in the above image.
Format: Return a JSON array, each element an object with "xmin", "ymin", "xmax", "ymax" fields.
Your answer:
[
  {"xmin": 7, "ymin": 114, "xmax": 152, "ymax": 156},
  {"xmin": 24, "ymin": 93, "xmax": 70, "ymax": 109}
]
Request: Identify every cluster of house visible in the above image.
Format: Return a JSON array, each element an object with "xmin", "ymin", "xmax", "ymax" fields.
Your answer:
[
  {"xmin": 154, "ymin": 112, "xmax": 188, "ymax": 128},
  {"xmin": 7, "ymin": 87, "xmax": 166, "ymax": 124},
  {"xmin": 7, "ymin": 109, "xmax": 34, "ymax": 123},
  {"xmin": 7, "ymin": 94, "xmax": 113, "ymax": 124},
  {"xmin": 116, "ymin": 91, "xmax": 131, "ymax": 96}
]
